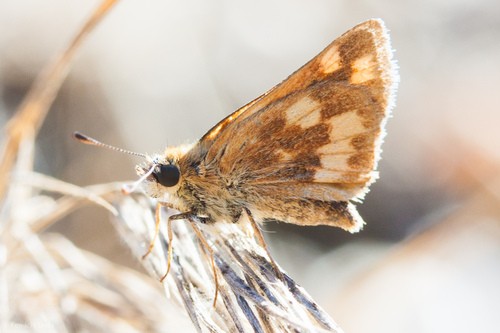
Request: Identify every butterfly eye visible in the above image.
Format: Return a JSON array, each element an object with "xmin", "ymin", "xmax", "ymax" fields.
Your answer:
[{"xmin": 153, "ymin": 164, "xmax": 181, "ymax": 187}]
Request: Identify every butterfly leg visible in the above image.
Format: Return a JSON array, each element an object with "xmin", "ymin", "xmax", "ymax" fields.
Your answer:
[
  {"xmin": 188, "ymin": 219, "xmax": 219, "ymax": 307},
  {"xmin": 243, "ymin": 207, "xmax": 284, "ymax": 282},
  {"xmin": 142, "ymin": 202, "xmax": 174, "ymax": 260},
  {"xmin": 160, "ymin": 211, "xmax": 193, "ymax": 282}
]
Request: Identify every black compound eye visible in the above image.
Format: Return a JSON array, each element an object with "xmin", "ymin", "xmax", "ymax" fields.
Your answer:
[{"xmin": 153, "ymin": 164, "xmax": 180, "ymax": 187}]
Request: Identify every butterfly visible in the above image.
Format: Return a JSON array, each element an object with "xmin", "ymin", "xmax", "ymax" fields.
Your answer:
[
  {"xmin": 135, "ymin": 18, "xmax": 397, "ymax": 228},
  {"xmin": 76, "ymin": 18, "xmax": 398, "ymax": 291}
]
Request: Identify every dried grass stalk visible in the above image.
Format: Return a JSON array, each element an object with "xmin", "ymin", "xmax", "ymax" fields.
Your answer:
[
  {"xmin": 2, "ymin": 172, "xmax": 190, "ymax": 332},
  {"xmin": 3, "ymin": 172, "xmax": 344, "ymax": 332},
  {"xmin": 0, "ymin": 0, "xmax": 119, "ymax": 200},
  {"xmin": 113, "ymin": 193, "xmax": 344, "ymax": 333}
]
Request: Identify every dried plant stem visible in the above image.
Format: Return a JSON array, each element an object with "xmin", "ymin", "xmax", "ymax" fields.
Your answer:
[
  {"xmin": 114, "ymin": 194, "xmax": 344, "ymax": 333},
  {"xmin": 0, "ymin": 0, "xmax": 119, "ymax": 201}
]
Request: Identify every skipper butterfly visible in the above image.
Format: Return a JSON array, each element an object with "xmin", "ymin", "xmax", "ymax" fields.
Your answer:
[{"xmin": 76, "ymin": 19, "xmax": 398, "ymax": 284}]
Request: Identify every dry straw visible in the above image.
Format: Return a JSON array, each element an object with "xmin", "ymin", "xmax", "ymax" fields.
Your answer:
[
  {"xmin": 0, "ymin": 1, "xmax": 343, "ymax": 331},
  {"xmin": 113, "ymin": 193, "xmax": 342, "ymax": 332}
]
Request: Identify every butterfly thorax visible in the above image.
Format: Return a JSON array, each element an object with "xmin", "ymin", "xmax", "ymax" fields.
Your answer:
[{"xmin": 177, "ymin": 143, "xmax": 249, "ymax": 223}]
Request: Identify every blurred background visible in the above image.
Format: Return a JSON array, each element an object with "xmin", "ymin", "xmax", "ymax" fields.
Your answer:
[{"xmin": 1, "ymin": 0, "xmax": 499, "ymax": 332}]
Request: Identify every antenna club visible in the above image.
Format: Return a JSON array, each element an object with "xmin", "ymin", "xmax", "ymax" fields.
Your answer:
[
  {"xmin": 73, "ymin": 131, "xmax": 94, "ymax": 144},
  {"xmin": 72, "ymin": 131, "xmax": 147, "ymax": 158}
]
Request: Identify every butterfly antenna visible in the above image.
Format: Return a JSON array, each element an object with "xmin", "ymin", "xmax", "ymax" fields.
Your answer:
[
  {"xmin": 122, "ymin": 164, "xmax": 157, "ymax": 194},
  {"xmin": 73, "ymin": 132, "xmax": 146, "ymax": 158}
]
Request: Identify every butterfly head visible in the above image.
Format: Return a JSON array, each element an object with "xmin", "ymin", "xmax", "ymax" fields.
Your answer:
[
  {"xmin": 134, "ymin": 144, "xmax": 193, "ymax": 200},
  {"xmin": 136, "ymin": 156, "xmax": 180, "ymax": 198},
  {"xmin": 149, "ymin": 163, "xmax": 181, "ymax": 188}
]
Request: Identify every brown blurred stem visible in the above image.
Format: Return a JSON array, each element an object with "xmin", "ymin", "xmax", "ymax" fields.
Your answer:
[{"xmin": 0, "ymin": 0, "xmax": 119, "ymax": 200}]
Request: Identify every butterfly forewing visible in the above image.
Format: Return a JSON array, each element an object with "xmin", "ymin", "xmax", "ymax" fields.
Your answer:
[{"xmin": 187, "ymin": 19, "xmax": 398, "ymax": 231}]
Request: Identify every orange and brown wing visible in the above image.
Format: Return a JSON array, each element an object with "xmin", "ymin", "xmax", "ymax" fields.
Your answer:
[{"xmin": 199, "ymin": 19, "xmax": 398, "ymax": 231}]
